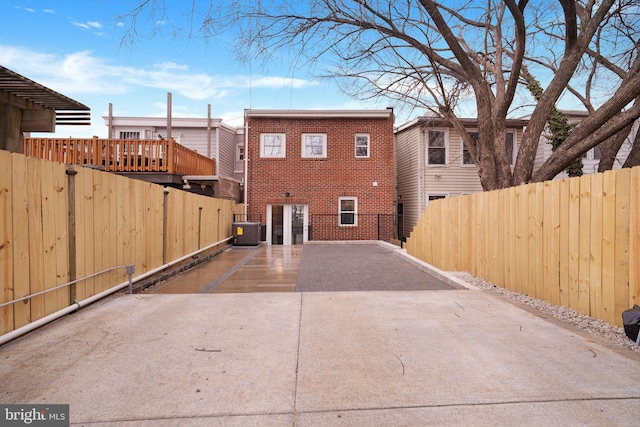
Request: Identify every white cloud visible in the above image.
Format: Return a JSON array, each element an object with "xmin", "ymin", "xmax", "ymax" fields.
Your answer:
[
  {"xmin": 43, "ymin": 9, "xmax": 56, "ymax": 14},
  {"xmin": 0, "ymin": 45, "xmax": 321, "ymax": 108}
]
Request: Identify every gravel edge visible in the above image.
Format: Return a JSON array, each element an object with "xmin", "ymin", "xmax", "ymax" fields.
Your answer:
[{"xmin": 451, "ymin": 272, "xmax": 640, "ymax": 354}]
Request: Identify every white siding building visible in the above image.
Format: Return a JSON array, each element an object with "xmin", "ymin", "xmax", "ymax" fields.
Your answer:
[{"xmin": 103, "ymin": 116, "xmax": 244, "ymax": 200}]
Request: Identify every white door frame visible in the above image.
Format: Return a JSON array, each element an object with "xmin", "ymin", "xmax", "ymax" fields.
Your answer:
[{"xmin": 266, "ymin": 204, "xmax": 308, "ymax": 245}]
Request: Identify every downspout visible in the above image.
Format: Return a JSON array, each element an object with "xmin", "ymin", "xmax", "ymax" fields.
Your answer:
[{"xmin": 244, "ymin": 111, "xmax": 249, "ymax": 217}]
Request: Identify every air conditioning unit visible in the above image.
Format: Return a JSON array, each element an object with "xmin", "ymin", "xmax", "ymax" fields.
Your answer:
[{"xmin": 233, "ymin": 222, "xmax": 261, "ymax": 246}]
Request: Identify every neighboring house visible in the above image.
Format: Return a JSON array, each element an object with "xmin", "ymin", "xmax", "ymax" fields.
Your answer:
[
  {"xmin": 394, "ymin": 115, "xmax": 528, "ymax": 240},
  {"xmin": 0, "ymin": 65, "xmax": 90, "ymax": 153},
  {"xmin": 532, "ymin": 110, "xmax": 633, "ymax": 177},
  {"xmin": 395, "ymin": 112, "xmax": 635, "ymax": 240},
  {"xmin": 244, "ymin": 109, "xmax": 396, "ymax": 245},
  {"xmin": 104, "ymin": 115, "xmax": 244, "ymax": 201}
]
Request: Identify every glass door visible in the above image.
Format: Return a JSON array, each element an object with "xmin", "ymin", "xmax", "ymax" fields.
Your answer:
[{"xmin": 267, "ymin": 204, "xmax": 308, "ymax": 245}]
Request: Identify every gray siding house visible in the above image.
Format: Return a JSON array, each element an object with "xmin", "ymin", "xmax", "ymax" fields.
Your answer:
[{"xmin": 104, "ymin": 115, "xmax": 244, "ymax": 201}]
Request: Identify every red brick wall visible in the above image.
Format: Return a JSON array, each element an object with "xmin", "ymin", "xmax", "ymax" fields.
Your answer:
[{"xmin": 245, "ymin": 113, "xmax": 395, "ymax": 239}]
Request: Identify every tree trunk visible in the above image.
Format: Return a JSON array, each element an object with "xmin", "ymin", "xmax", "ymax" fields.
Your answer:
[
  {"xmin": 622, "ymin": 126, "xmax": 640, "ymax": 168},
  {"xmin": 597, "ymin": 123, "xmax": 632, "ymax": 172}
]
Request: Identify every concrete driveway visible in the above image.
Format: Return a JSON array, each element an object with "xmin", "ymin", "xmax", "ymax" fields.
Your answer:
[{"xmin": 1, "ymin": 243, "xmax": 639, "ymax": 425}]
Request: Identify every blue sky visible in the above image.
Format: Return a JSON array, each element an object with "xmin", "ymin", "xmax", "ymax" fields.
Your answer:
[{"xmin": 1, "ymin": 0, "xmax": 392, "ymax": 137}]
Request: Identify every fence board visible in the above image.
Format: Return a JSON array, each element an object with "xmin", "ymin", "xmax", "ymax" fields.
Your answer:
[
  {"xmin": 93, "ymin": 170, "xmax": 106, "ymax": 293},
  {"xmin": 12, "ymin": 154, "xmax": 31, "ymax": 328},
  {"xmin": 567, "ymin": 177, "xmax": 581, "ymax": 312},
  {"xmin": 516, "ymin": 186, "xmax": 528, "ymax": 295},
  {"xmin": 27, "ymin": 157, "xmax": 46, "ymax": 321},
  {"xmin": 589, "ymin": 173, "xmax": 604, "ymax": 320},
  {"xmin": 601, "ymin": 171, "xmax": 617, "ymax": 324},
  {"xmin": 630, "ymin": 167, "xmax": 640, "ymax": 308},
  {"xmin": 558, "ymin": 179, "xmax": 571, "ymax": 308},
  {"xmin": 543, "ymin": 180, "xmax": 559, "ymax": 305},
  {"xmin": 533, "ymin": 183, "xmax": 544, "ymax": 299},
  {"xmin": 0, "ymin": 151, "xmax": 14, "ymax": 334},
  {"xmin": 614, "ymin": 168, "xmax": 630, "ymax": 321},
  {"xmin": 577, "ymin": 175, "xmax": 592, "ymax": 316}
]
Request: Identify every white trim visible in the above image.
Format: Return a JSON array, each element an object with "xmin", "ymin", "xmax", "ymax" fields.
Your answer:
[
  {"xmin": 301, "ymin": 133, "xmax": 327, "ymax": 158},
  {"xmin": 245, "ymin": 109, "xmax": 393, "ymax": 119},
  {"xmin": 338, "ymin": 196, "xmax": 358, "ymax": 226},
  {"xmin": 355, "ymin": 133, "xmax": 370, "ymax": 158},
  {"xmin": 426, "ymin": 129, "xmax": 448, "ymax": 166},
  {"xmin": 260, "ymin": 133, "xmax": 286, "ymax": 158}
]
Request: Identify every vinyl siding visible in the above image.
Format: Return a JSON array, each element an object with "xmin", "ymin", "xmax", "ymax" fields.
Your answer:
[
  {"xmin": 218, "ymin": 126, "xmax": 237, "ymax": 178},
  {"xmin": 395, "ymin": 126, "xmax": 421, "ymax": 239}
]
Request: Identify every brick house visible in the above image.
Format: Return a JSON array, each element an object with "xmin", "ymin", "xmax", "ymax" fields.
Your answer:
[{"xmin": 244, "ymin": 109, "xmax": 396, "ymax": 245}]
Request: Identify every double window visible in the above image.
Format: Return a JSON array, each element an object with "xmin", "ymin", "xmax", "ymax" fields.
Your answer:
[
  {"xmin": 339, "ymin": 197, "xmax": 357, "ymax": 226},
  {"xmin": 260, "ymin": 134, "xmax": 286, "ymax": 158}
]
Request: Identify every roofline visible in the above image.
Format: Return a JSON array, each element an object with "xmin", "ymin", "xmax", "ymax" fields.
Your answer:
[
  {"xmin": 245, "ymin": 108, "xmax": 394, "ymax": 119},
  {"xmin": 395, "ymin": 115, "xmax": 529, "ymax": 133},
  {"xmin": 103, "ymin": 115, "xmax": 234, "ymax": 130}
]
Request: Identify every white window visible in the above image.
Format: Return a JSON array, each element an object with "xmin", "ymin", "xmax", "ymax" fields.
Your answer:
[
  {"xmin": 302, "ymin": 133, "xmax": 327, "ymax": 158},
  {"xmin": 339, "ymin": 197, "xmax": 357, "ymax": 226},
  {"xmin": 236, "ymin": 143, "xmax": 244, "ymax": 162},
  {"xmin": 355, "ymin": 133, "xmax": 370, "ymax": 158},
  {"xmin": 119, "ymin": 131, "xmax": 141, "ymax": 140},
  {"xmin": 427, "ymin": 130, "xmax": 447, "ymax": 165},
  {"xmin": 260, "ymin": 134, "xmax": 286, "ymax": 158}
]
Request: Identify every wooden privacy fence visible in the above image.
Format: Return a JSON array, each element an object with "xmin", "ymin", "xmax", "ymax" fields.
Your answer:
[
  {"xmin": 0, "ymin": 150, "xmax": 243, "ymax": 336},
  {"xmin": 406, "ymin": 167, "xmax": 640, "ymax": 327},
  {"xmin": 23, "ymin": 136, "xmax": 216, "ymax": 175}
]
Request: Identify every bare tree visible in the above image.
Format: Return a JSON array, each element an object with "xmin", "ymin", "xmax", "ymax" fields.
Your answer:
[{"xmin": 115, "ymin": 0, "xmax": 640, "ymax": 189}]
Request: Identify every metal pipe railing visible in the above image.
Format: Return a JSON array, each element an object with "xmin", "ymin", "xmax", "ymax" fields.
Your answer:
[{"xmin": 0, "ymin": 265, "xmax": 135, "ymax": 309}]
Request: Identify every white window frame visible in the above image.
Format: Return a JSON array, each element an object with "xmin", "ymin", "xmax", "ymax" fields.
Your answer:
[
  {"xmin": 260, "ymin": 133, "xmax": 286, "ymax": 158},
  {"xmin": 427, "ymin": 129, "xmax": 448, "ymax": 166},
  {"xmin": 339, "ymin": 196, "xmax": 358, "ymax": 227},
  {"xmin": 301, "ymin": 133, "xmax": 327, "ymax": 158},
  {"xmin": 355, "ymin": 133, "xmax": 370, "ymax": 158},
  {"xmin": 236, "ymin": 142, "xmax": 244, "ymax": 162}
]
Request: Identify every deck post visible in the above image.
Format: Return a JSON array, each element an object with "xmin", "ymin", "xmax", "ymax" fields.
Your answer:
[{"xmin": 167, "ymin": 138, "xmax": 175, "ymax": 174}]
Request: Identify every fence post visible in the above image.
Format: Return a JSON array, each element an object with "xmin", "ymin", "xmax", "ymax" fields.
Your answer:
[
  {"xmin": 163, "ymin": 187, "xmax": 169, "ymax": 264},
  {"xmin": 66, "ymin": 166, "xmax": 77, "ymax": 304}
]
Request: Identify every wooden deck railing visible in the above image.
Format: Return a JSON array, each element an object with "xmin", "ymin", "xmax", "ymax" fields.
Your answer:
[{"xmin": 23, "ymin": 137, "xmax": 216, "ymax": 176}]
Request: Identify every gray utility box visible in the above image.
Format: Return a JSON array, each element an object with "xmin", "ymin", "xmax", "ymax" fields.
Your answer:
[{"xmin": 233, "ymin": 222, "xmax": 261, "ymax": 246}]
